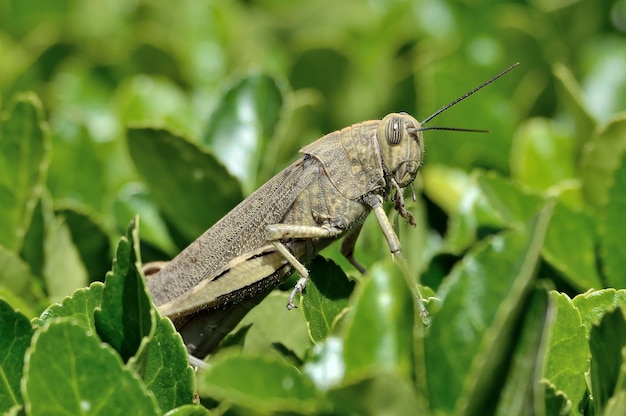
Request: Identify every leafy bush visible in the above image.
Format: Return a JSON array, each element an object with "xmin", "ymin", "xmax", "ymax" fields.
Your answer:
[{"xmin": 2, "ymin": 1, "xmax": 626, "ymax": 415}]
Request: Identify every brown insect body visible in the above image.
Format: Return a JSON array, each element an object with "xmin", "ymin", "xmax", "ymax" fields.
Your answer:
[
  {"xmin": 147, "ymin": 62, "xmax": 519, "ymax": 359},
  {"xmin": 147, "ymin": 113, "xmax": 424, "ymax": 358}
]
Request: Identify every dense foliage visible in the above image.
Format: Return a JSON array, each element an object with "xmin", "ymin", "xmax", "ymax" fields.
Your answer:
[{"xmin": 1, "ymin": 0, "xmax": 626, "ymax": 415}]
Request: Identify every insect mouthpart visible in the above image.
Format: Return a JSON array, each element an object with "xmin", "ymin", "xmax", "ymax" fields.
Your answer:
[{"xmin": 393, "ymin": 158, "xmax": 421, "ymax": 188}]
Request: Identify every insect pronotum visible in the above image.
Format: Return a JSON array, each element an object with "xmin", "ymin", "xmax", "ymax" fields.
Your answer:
[{"xmin": 146, "ymin": 63, "xmax": 519, "ymax": 359}]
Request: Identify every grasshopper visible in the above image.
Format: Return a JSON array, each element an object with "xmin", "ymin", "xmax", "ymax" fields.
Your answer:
[{"xmin": 146, "ymin": 63, "xmax": 519, "ymax": 358}]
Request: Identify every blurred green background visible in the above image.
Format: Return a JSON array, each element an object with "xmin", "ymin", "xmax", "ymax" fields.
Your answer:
[
  {"xmin": 1, "ymin": 0, "xmax": 626, "ymax": 303},
  {"xmin": 4, "ymin": 1, "xmax": 626, "ymax": 414}
]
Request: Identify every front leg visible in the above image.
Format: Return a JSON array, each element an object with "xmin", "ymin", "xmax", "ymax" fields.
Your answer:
[
  {"xmin": 363, "ymin": 194, "xmax": 402, "ymax": 254},
  {"xmin": 266, "ymin": 224, "xmax": 343, "ymax": 310}
]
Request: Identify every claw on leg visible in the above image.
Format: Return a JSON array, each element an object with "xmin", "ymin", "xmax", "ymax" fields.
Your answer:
[
  {"xmin": 269, "ymin": 240, "xmax": 311, "ymax": 310},
  {"xmin": 286, "ymin": 276, "xmax": 309, "ymax": 310}
]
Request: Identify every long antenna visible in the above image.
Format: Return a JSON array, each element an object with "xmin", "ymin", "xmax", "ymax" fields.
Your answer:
[
  {"xmin": 419, "ymin": 126, "xmax": 489, "ymax": 133},
  {"xmin": 420, "ymin": 62, "xmax": 519, "ymax": 126}
]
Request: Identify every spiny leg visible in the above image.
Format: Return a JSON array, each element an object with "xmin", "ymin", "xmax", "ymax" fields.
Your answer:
[
  {"xmin": 363, "ymin": 194, "xmax": 401, "ymax": 253},
  {"xmin": 362, "ymin": 194, "xmax": 429, "ymax": 319},
  {"xmin": 271, "ymin": 240, "xmax": 309, "ymax": 310},
  {"xmin": 266, "ymin": 223, "xmax": 343, "ymax": 310},
  {"xmin": 340, "ymin": 221, "xmax": 366, "ymax": 274},
  {"xmin": 394, "ymin": 251, "xmax": 429, "ymax": 319}
]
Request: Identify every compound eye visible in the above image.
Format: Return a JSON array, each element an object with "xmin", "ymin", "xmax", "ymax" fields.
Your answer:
[{"xmin": 386, "ymin": 116, "xmax": 403, "ymax": 145}]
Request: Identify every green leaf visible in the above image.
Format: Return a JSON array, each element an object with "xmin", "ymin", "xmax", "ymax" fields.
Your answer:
[
  {"xmin": 601, "ymin": 153, "xmax": 626, "ymax": 288},
  {"xmin": 495, "ymin": 287, "xmax": 549, "ymax": 416},
  {"xmin": 0, "ymin": 287, "xmax": 37, "ymax": 320},
  {"xmin": 218, "ymin": 323, "xmax": 253, "ymax": 350},
  {"xmin": 542, "ymin": 291, "xmax": 589, "ymax": 413},
  {"xmin": 115, "ymin": 75, "xmax": 195, "ymax": 139},
  {"xmin": 302, "ymin": 256, "xmax": 355, "ymax": 342},
  {"xmin": 604, "ymin": 347, "xmax": 626, "ymax": 416},
  {"xmin": 42, "ymin": 215, "xmax": 89, "ymax": 302},
  {"xmin": 342, "ymin": 259, "xmax": 415, "ymax": 381},
  {"xmin": 580, "ymin": 114, "xmax": 626, "ymax": 210},
  {"xmin": 55, "ymin": 206, "xmax": 112, "ymax": 282},
  {"xmin": 476, "ymin": 171, "xmax": 544, "ymax": 225},
  {"xmin": 553, "ymin": 63, "xmax": 596, "ymax": 146},
  {"xmin": 288, "ymin": 47, "xmax": 349, "ymax": 143},
  {"xmin": 20, "ymin": 193, "xmax": 52, "ymax": 278},
  {"xmin": 0, "ymin": 245, "xmax": 40, "ymax": 305},
  {"xmin": 47, "ymin": 123, "xmax": 107, "ymax": 213},
  {"xmin": 302, "ymin": 337, "xmax": 345, "ymax": 391},
  {"xmin": 163, "ymin": 405, "xmax": 211, "ymax": 416},
  {"xmin": 573, "ymin": 289, "xmax": 626, "ymax": 333},
  {"xmin": 423, "ymin": 166, "xmax": 509, "ymax": 253},
  {"xmin": 113, "ymin": 183, "xmax": 178, "ymax": 257},
  {"xmin": 423, "ymin": 166, "xmax": 476, "ymax": 252},
  {"xmin": 130, "ymin": 316, "xmax": 196, "ymax": 412},
  {"xmin": 196, "ymin": 354, "xmax": 320, "ymax": 414},
  {"xmin": 203, "ymin": 74, "xmax": 284, "ymax": 194},
  {"xmin": 95, "ymin": 217, "xmax": 154, "ymax": 362},
  {"xmin": 0, "ymin": 93, "xmax": 50, "ymax": 251},
  {"xmin": 589, "ymin": 307, "xmax": 626, "ymax": 415},
  {"xmin": 327, "ymin": 372, "xmax": 421, "ymax": 416},
  {"xmin": 542, "ymin": 380, "xmax": 572, "ymax": 416},
  {"xmin": 23, "ymin": 319, "xmax": 160, "ymax": 415},
  {"xmin": 543, "ymin": 201, "xmax": 601, "ymax": 291},
  {"xmin": 0, "ymin": 300, "xmax": 34, "ymax": 413},
  {"xmin": 33, "ymin": 282, "xmax": 103, "ymax": 332},
  {"xmin": 235, "ymin": 291, "xmax": 311, "ymax": 359},
  {"xmin": 509, "ymin": 117, "xmax": 577, "ymax": 192},
  {"xmin": 580, "ymin": 37, "xmax": 626, "ymax": 122},
  {"xmin": 422, "ymin": 165, "xmax": 475, "ymax": 216},
  {"xmin": 127, "ymin": 127, "xmax": 243, "ymax": 243},
  {"xmin": 425, "ymin": 205, "xmax": 552, "ymax": 414}
]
